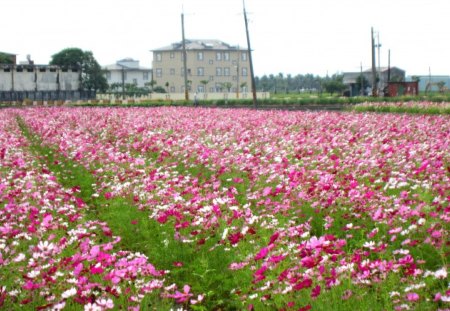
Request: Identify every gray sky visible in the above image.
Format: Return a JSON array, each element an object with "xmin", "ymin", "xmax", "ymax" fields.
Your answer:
[{"xmin": 2, "ymin": 0, "xmax": 449, "ymax": 77}]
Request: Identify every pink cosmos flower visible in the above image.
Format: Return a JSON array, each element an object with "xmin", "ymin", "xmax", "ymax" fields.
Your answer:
[
  {"xmin": 254, "ymin": 247, "xmax": 269, "ymax": 261},
  {"xmin": 171, "ymin": 285, "xmax": 193, "ymax": 303},
  {"xmin": 406, "ymin": 292, "xmax": 419, "ymax": 302}
]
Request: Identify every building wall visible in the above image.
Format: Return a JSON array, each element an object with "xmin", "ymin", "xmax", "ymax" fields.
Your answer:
[
  {"xmin": 412, "ymin": 76, "xmax": 450, "ymax": 92},
  {"xmin": 106, "ymin": 69, "xmax": 151, "ymax": 88},
  {"xmin": 0, "ymin": 68, "xmax": 13, "ymax": 91},
  {"xmin": 153, "ymin": 49, "xmax": 252, "ymax": 93},
  {"xmin": 0, "ymin": 65, "xmax": 80, "ymax": 91}
]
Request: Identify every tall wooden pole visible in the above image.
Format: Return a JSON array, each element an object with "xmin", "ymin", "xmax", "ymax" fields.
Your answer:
[
  {"xmin": 243, "ymin": 0, "xmax": 257, "ymax": 107},
  {"xmin": 360, "ymin": 62, "xmax": 364, "ymax": 96},
  {"xmin": 181, "ymin": 12, "xmax": 189, "ymax": 101},
  {"xmin": 387, "ymin": 49, "xmax": 391, "ymax": 83}
]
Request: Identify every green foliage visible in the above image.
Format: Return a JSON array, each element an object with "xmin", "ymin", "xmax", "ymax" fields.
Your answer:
[
  {"xmin": 352, "ymin": 104, "xmax": 450, "ymax": 115},
  {"xmin": 0, "ymin": 52, "xmax": 14, "ymax": 64},
  {"xmin": 322, "ymin": 74, "xmax": 346, "ymax": 95},
  {"xmin": 153, "ymin": 86, "xmax": 167, "ymax": 93},
  {"xmin": 50, "ymin": 48, "xmax": 108, "ymax": 92}
]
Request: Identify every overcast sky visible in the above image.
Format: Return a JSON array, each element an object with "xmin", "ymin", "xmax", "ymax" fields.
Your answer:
[{"xmin": 2, "ymin": 0, "xmax": 449, "ymax": 77}]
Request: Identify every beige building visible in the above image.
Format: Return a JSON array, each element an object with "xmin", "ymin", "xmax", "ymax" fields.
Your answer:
[{"xmin": 152, "ymin": 39, "xmax": 251, "ymax": 95}]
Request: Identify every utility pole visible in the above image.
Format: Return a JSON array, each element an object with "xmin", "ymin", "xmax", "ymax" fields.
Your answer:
[
  {"xmin": 236, "ymin": 46, "xmax": 240, "ymax": 99},
  {"xmin": 181, "ymin": 11, "xmax": 189, "ymax": 101},
  {"xmin": 377, "ymin": 32, "xmax": 382, "ymax": 94},
  {"xmin": 360, "ymin": 62, "xmax": 364, "ymax": 96},
  {"xmin": 371, "ymin": 27, "xmax": 377, "ymax": 97},
  {"xmin": 387, "ymin": 49, "xmax": 391, "ymax": 83},
  {"xmin": 121, "ymin": 66, "xmax": 125, "ymax": 99},
  {"xmin": 243, "ymin": 0, "xmax": 257, "ymax": 107}
]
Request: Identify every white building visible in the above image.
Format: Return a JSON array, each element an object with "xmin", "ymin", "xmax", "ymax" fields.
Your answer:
[{"xmin": 103, "ymin": 58, "xmax": 151, "ymax": 90}]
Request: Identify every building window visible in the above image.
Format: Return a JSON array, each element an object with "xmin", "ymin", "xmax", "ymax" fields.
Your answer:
[
  {"xmin": 106, "ymin": 72, "xmax": 111, "ymax": 80},
  {"xmin": 133, "ymin": 78, "xmax": 138, "ymax": 85},
  {"xmin": 224, "ymin": 67, "xmax": 230, "ymax": 76},
  {"xmin": 241, "ymin": 52, "xmax": 247, "ymax": 61},
  {"xmin": 209, "ymin": 59, "xmax": 213, "ymax": 65},
  {"xmin": 215, "ymin": 83, "xmax": 223, "ymax": 92},
  {"xmin": 170, "ymin": 86, "xmax": 176, "ymax": 92},
  {"xmin": 216, "ymin": 52, "xmax": 222, "ymax": 61},
  {"xmin": 197, "ymin": 67, "xmax": 204, "ymax": 76},
  {"xmin": 170, "ymin": 52, "xmax": 175, "ymax": 59},
  {"xmin": 170, "ymin": 68, "xmax": 176, "ymax": 75},
  {"xmin": 216, "ymin": 67, "xmax": 222, "ymax": 76},
  {"xmin": 197, "ymin": 52, "xmax": 204, "ymax": 61},
  {"xmin": 209, "ymin": 75, "xmax": 214, "ymax": 81},
  {"xmin": 197, "ymin": 85, "xmax": 205, "ymax": 93},
  {"xmin": 155, "ymin": 53, "xmax": 162, "ymax": 62},
  {"xmin": 242, "ymin": 67, "xmax": 248, "ymax": 76},
  {"xmin": 143, "ymin": 72, "xmax": 149, "ymax": 80},
  {"xmin": 224, "ymin": 52, "xmax": 230, "ymax": 61},
  {"xmin": 155, "ymin": 68, "xmax": 162, "ymax": 78}
]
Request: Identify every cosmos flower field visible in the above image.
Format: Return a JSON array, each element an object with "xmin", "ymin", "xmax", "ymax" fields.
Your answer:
[{"xmin": 0, "ymin": 106, "xmax": 448, "ymax": 310}]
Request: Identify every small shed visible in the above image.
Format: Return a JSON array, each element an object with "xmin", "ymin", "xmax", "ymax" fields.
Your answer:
[{"xmin": 386, "ymin": 81, "xmax": 419, "ymax": 97}]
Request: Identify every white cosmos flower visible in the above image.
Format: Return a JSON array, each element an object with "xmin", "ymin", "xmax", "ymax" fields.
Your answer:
[
  {"xmin": 37, "ymin": 241, "xmax": 55, "ymax": 252},
  {"xmin": 434, "ymin": 268, "xmax": 447, "ymax": 279},
  {"xmin": 27, "ymin": 270, "xmax": 40, "ymax": 278},
  {"xmin": 13, "ymin": 253, "xmax": 26, "ymax": 262},
  {"xmin": 363, "ymin": 241, "xmax": 376, "ymax": 249},
  {"xmin": 62, "ymin": 287, "xmax": 77, "ymax": 299}
]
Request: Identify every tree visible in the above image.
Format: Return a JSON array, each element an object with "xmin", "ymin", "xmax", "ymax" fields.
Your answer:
[
  {"xmin": 50, "ymin": 48, "xmax": 108, "ymax": 92},
  {"xmin": 411, "ymin": 76, "xmax": 421, "ymax": 83},
  {"xmin": 145, "ymin": 80, "xmax": 157, "ymax": 92},
  {"xmin": 200, "ymin": 80, "xmax": 209, "ymax": 98},
  {"xmin": 153, "ymin": 86, "xmax": 166, "ymax": 93},
  {"xmin": 221, "ymin": 82, "xmax": 233, "ymax": 93},
  {"xmin": 322, "ymin": 74, "xmax": 346, "ymax": 95},
  {"xmin": 0, "ymin": 53, "xmax": 14, "ymax": 64},
  {"xmin": 200, "ymin": 80, "xmax": 209, "ymax": 91},
  {"xmin": 355, "ymin": 75, "xmax": 369, "ymax": 95}
]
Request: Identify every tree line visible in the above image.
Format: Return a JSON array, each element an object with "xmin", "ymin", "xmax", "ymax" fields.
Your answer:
[{"xmin": 255, "ymin": 73, "xmax": 350, "ymax": 95}]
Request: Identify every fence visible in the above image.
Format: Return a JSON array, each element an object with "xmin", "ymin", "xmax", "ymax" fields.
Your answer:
[{"xmin": 97, "ymin": 92, "xmax": 270, "ymax": 101}]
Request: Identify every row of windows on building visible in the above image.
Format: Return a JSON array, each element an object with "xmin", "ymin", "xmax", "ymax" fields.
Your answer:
[
  {"xmin": 2, "ymin": 67, "xmax": 78, "ymax": 73},
  {"xmin": 154, "ymin": 67, "xmax": 248, "ymax": 78},
  {"xmin": 155, "ymin": 51, "xmax": 247, "ymax": 62},
  {"xmin": 105, "ymin": 72, "xmax": 149, "ymax": 81}
]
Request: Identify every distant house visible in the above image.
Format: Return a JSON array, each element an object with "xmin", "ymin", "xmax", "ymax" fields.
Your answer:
[
  {"xmin": 103, "ymin": 58, "xmax": 151, "ymax": 90},
  {"xmin": 343, "ymin": 67, "xmax": 405, "ymax": 96},
  {"xmin": 0, "ymin": 52, "xmax": 17, "ymax": 64},
  {"xmin": 407, "ymin": 75, "xmax": 450, "ymax": 93}
]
